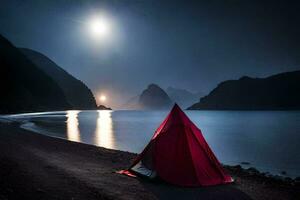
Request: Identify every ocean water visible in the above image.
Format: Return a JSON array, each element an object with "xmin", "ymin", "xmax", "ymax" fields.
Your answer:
[{"xmin": 6, "ymin": 110, "xmax": 300, "ymax": 178}]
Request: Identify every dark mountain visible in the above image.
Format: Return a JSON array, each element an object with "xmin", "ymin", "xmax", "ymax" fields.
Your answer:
[
  {"xmin": 20, "ymin": 48, "xmax": 97, "ymax": 110},
  {"xmin": 139, "ymin": 84, "xmax": 173, "ymax": 109},
  {"xmin": 0, "ymin": 34, "xmax": 70, "ymax": 114},
  {"xmin": 188, "ymin": 71, "xmax": 300, "ymax": 110},
  {"xmin": 166, "ymin": 87, "xmax": 203, "ymax": 109}
]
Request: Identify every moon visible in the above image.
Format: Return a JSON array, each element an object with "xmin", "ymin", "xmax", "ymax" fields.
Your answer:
[
  {"xmin": 99, "ymin": 95, "xmax": 107, "ymax": 102},
  {"xmin": 89, "ymin": 17, "xmax": 110, "ymax": 38}
]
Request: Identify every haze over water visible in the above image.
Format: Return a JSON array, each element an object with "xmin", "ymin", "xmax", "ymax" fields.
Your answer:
[{"xmin": 8, "ymin": 110, "xmax": 300, "ymax": 178}]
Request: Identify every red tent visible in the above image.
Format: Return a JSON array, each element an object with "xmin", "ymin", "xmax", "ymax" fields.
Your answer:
[{"xmin": 119, "ymin": 104, "xmax": 233, "ymax": 186}]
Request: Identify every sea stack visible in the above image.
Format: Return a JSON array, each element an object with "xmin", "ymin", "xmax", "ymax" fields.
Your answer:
[{"xmin": 139, "ymin": 84, "xmax": 173, "ymax": 110}]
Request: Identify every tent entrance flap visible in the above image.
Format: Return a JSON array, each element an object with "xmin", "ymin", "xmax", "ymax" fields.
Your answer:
[{"xmin": 131, "ymin": 161, "xmax": 157, "ymax": 179}]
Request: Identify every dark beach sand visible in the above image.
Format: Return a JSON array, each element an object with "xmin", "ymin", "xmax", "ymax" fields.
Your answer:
[{"xmin": 0, "ymin": 122, "xmax": 299, "ymax": 200}]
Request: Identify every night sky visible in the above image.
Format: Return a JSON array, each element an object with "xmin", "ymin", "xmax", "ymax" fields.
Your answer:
[{"xmin": 1, "ymin": 0, "xmax": 300, "ymax": 108}]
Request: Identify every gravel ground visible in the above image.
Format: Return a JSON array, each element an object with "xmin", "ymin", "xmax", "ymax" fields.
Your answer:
[{"xmin": 0, "ymin": 123, "xmax": 298, "ymax": 200}]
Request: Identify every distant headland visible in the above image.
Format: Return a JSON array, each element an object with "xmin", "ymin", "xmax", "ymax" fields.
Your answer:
[{"xmin": 188, "ymin": 71, "xmax": 300, "ymax": 110}]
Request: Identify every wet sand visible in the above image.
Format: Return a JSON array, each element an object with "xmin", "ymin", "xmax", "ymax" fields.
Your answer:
[{"xmin": 0, "ymin": 122, "xmax": 299, "ymax": 200}]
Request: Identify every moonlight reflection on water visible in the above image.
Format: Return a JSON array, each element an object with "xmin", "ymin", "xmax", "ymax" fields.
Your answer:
[
  {"xmin": 95, "ymin": 110, "xmax": 114, "ymax": 149},
  {"xmin": 66, "ymin": 110, "xmax": 80, "ymax": 142},
  {"xmin": 66, "ymin": 110, "xmax": 114, "ymax": 149}
]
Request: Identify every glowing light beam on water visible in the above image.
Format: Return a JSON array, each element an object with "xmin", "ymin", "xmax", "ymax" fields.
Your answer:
[
  {"xmin": 66, "ymin": 110, "xmax": 81, "ymax": 142},
  {"xmin": 95, "ymin": 110, "xmax": 114, "ymax": 149}
]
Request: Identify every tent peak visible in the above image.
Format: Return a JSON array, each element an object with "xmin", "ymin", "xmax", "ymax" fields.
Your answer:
[
  {"xmin": 169, "ymin": 103, "xmax": 190, "ymax": 124},
  {"xmin": 171, "ymin": 103, "xmax": 184, "ymax": 113}
]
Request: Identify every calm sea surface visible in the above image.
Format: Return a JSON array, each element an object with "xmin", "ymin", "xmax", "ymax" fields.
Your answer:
[{"xmin": 6, "ymin": 110, "xmax": 300, "ymax": 178}]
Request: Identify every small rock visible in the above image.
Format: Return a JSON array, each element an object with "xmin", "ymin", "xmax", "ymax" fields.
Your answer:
[
  {"xmin": 36, "ymin": 188, "xmax": 45, "ymax": 193},
  {"xmin": 240, "ymin": 162, "xmax": 250, "ymax": 165},
  {"xmin": 232, "ymin": 165, "xmax": 242, "ymax": 170},
  {"xmin": 247, "ymin": 167, "xmax": 259, "ymax": 175},
  {"xmin": 273, "ymin": 175, "xmax": 285, "ymax": 181},
  {"xmin": 295, "ymin": 176, "xmax": 300, "ymax": 181},
  {"xmin": 280, "ymin": 171, "xmax": 287, "ymax": 175},
  {"xmin": 284, "ymin": 177, "xmax": 293, "ymax": 183}
]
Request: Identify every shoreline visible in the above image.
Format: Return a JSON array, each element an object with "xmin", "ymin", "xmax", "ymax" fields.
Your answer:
[
  {"xmin": 5, "ymin": 110, "xmax": 299, "ymax": 180},
  {"xmin": 23, "ymin": 122, "xmax": 300, "ymax": 180},
  {"xmin": 19, "ymin": 118, "xmax": 299, "ymax": 179},
  {"xmin": 0, "ymin": 122, "xmax": 299, "ymax": 200}
]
